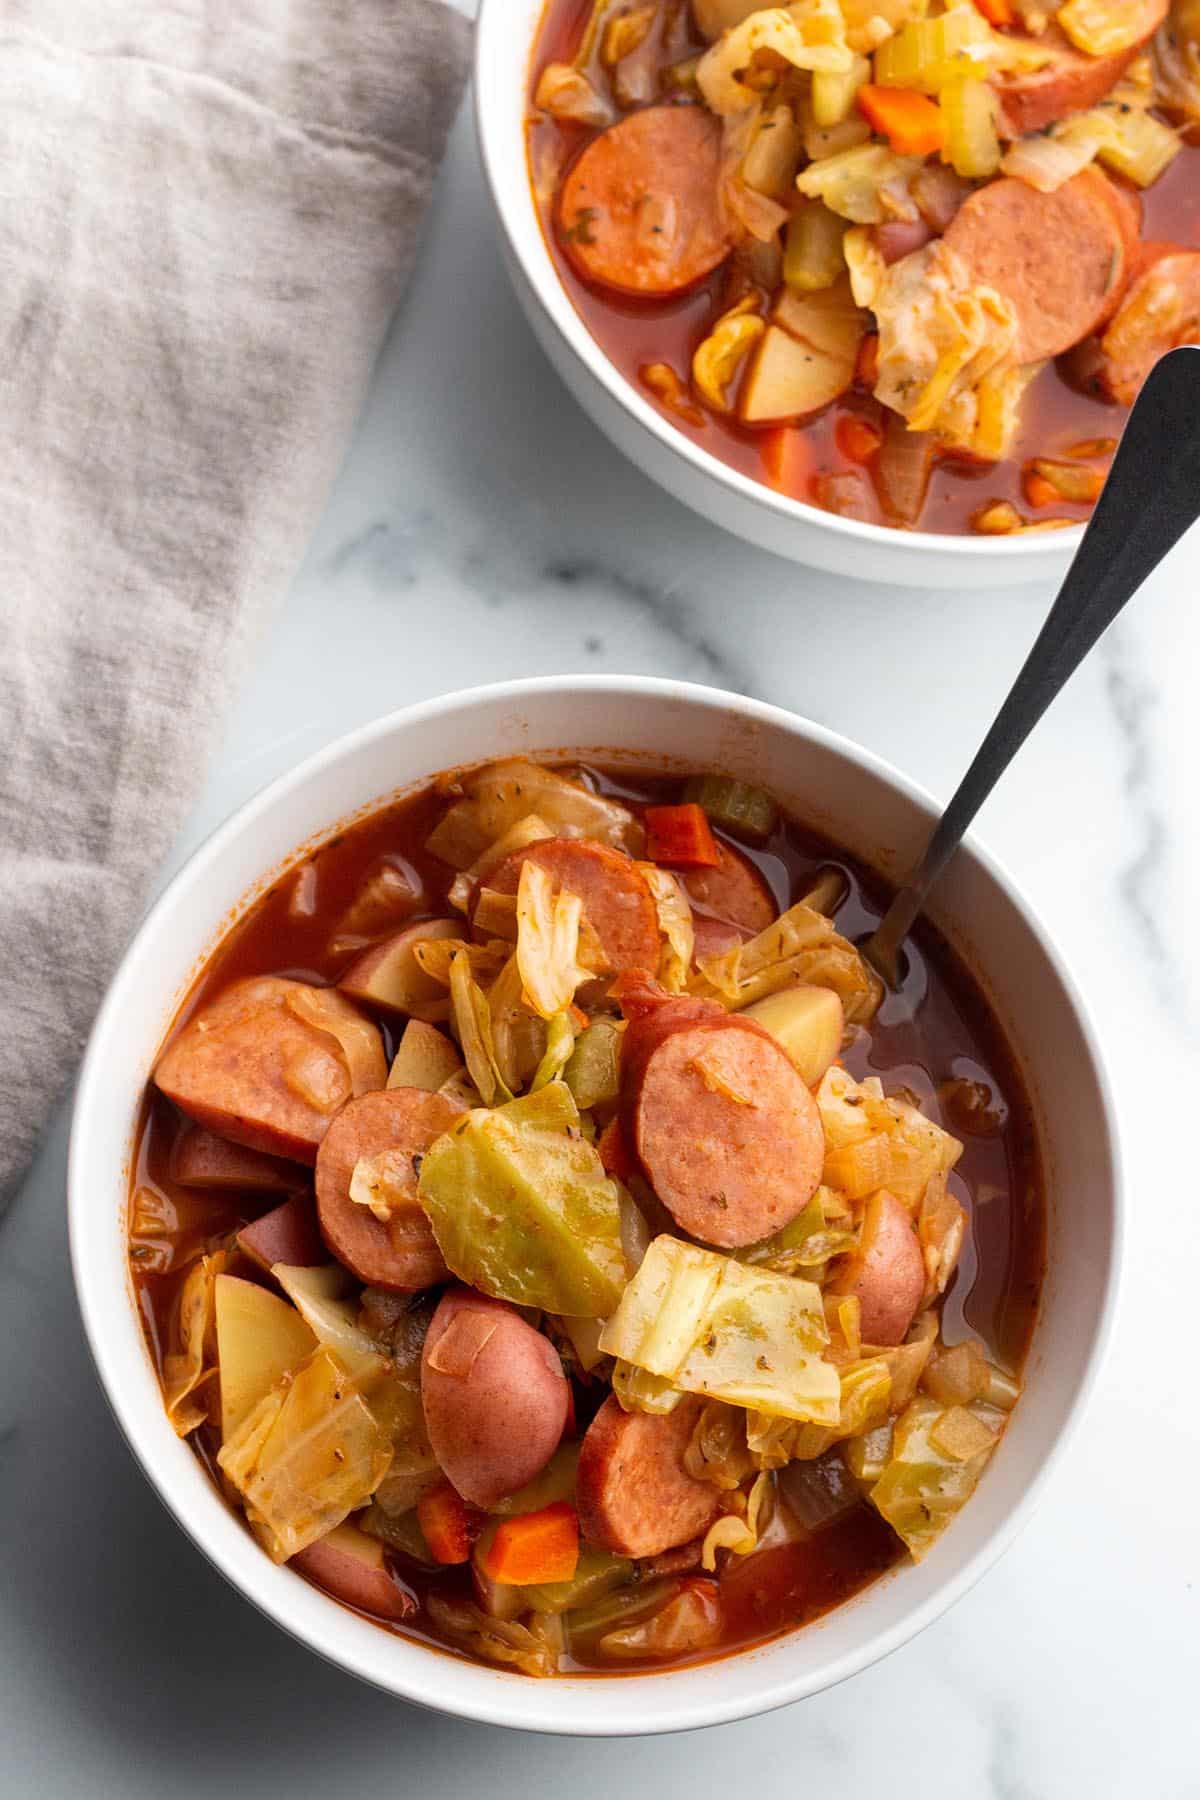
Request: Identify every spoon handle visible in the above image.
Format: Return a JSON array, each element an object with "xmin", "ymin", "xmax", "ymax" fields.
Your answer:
[{"xmin": 870, "ymin": 344, "xmax": 1200, "ymax": 971}]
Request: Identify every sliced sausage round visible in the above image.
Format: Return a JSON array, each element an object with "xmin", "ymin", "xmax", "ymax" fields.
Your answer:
[
  {"xmin": 315, "ymin": 1087, "xmax": 461, "ymax": 1290},
  {"xmin": 421, "ymin": 1287, "xmax": 569, "ymax": 1508},
  {"xmin": 680, "ymin": 839, "xmax": 777, "ymax": 936},
  {"xmin": 944, "ymin": 171, "xmax": 1130, "ymax": 364},
  {"xmin": 622, "ymin": 1003, "xmax": 824, "ymax": 1248},
  {"xmin": 1097, "ymin": 246, "xmax": 1200, "ymax": 405},
  {"xmin": 829, "ymin": 1189, "xmax": 925, "ymax": 1346},
  {"xmin": 155, "ymin": 976, "xmax": 386, "ymax": 1164},
  {"xmin": 557, "ymin": 104, "xmax": 732, "ymax": 298},
  {"xmin": 991, "ymin": 17, "xmax": 1164, "ymax": 138},
  {"xmin": 481, "ymin": 836, "xmax": 660, "ymax": 978},
  {"xmin": 576, "ymin": 1396, "xmax": 721, "ymax": 1559}
]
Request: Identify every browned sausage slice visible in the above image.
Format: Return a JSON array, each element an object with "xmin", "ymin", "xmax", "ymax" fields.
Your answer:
[
  {"xmin": 690, "ymin": 913, "xmax": 751, "ymax": 969},
  {"xmin": 557, "ymin": 105, "xmax": 732, "ymax": 298},
  {"xmin": 171, "ymin": 1126, "xmax": 298, "ymax": 1193},
  {"xmin": 237, "ymin": 1193, "xmax": 326, "ymax": 1273},
  {"xmin": 576, "ymin": 1396, "xmax": 721, "ymax": 1559},
  {"xmin": 991, "ymin": 18, "xmax": 1164, "ymax": 138},
  {"xmin": 944, "ymin": 171, "xmax": 1129, "ymax": 363},
  {"xmin": 622, "ymin": 1002, "xmax": 824, "ymax": 1248},
  {"xmin": 680, "ymin": 840, "xmax": 777, "ymax": 937},
  {"xmin": 1096, "ymin": 245, "xmax": 1200, "ymax": 404},
  {"xmin": 315, "ymin": 1087, "xmax": 461, "ymax": 1290},
  {"xmin": 155, "ymin": 977, "xmax": 387, "ymax": 1164},
  {"xmin": 829, "ymin": 1189, "xmax": 925, "ymax": 1346},
  {"xmin": 481, "ymin": 836, "xmax": 660, "ymax": 978}
]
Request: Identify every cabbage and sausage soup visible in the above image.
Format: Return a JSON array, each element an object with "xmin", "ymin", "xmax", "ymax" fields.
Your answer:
[
  {"xmin": 528, "ymin": 0, "xmax": 1200, "ymax": 535},
  {"xmin": 131, "ymin": 759, "xmax": 1043, "ymax": 1675}
]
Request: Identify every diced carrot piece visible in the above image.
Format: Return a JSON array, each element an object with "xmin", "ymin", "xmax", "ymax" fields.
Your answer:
[
  {"xmin": 479, "ymin": 1503, "xmax": 580, "ymax": 1586},
  {"xmin": 973, "ymin": 0, "xmax": 1013, "ymax": 24},
  {"xmin": 417, "ymin": 1480, "xmax": 483, "ymax": 1565},
  {"xmin": 858, "ymin": 86, "xmax": 945, "ymax": 158},
  {"xmin": 644, "ymin": 803, "xmax": 721, "ymax": 870},
  {"xmin": 761, "ymin": 425, "xmax": 813, "ymax": 497},
  {"xmin": 856, "ymin": 333, "xmax": 880, "ymax": 389},
  {"xmin": 598, "ymin": 1117, "xmax": 636, "ymax": 1185},
  {"xmin": 1022, "ymin": 471, "xmax": 1060, "ymax": 510},
  {"xmin": 835, "ymin": 415, "xmax": 884, "ymax": 464}
]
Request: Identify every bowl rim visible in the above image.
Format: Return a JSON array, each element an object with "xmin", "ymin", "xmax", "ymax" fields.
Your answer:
[
  {"xmin": 472, "ymin": 0, "xmax": 1087, "ymax": 565},
  {"xmin": 68, "ymin": 674, "xmax": 1122, "ymax": 1735}
]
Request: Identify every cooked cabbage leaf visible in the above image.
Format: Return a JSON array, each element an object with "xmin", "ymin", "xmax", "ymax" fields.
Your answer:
[
  {"xmin": 162, "ymin": 1250, "xmax": 227, "ymax": 1436},
  {"xmin": 516, "ymin": 859, "xmax": 595, "ymax": 1020},
  {"xmin": 217, "ymin": 1347, "xmax": 392, "ymax": 1562},
  {"xmin": 816, "ymin": 1064, "xmax": 963, "ymax": 1206},
  {"xmin": 417, "ymin": 1085, "xmax": 626, "ymax": 1316},
  {"xmin": 425, "ymin": 758, "xmax": 641, "ymax": 871},
  {"xmin": 746, "ymin": 1354, "xmax": 891, "ymax": 1464},
  {"xmin": 868, "ymin": 1394, "xmax": 1004, "ymax": 1559},
  {"xmin": 690, "ymin": 896, "xmax": 880, "ymax": 1020},
  {"xmin": 698, "ymin": 2, "xmax": 852, "ymax": 116},
  {"xmin": 599, "ymin": 1235, "xmax": 840, "ymax": 1424}
]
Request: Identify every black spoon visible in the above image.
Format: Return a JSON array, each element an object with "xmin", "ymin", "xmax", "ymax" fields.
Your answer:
[{"xmin": 865, "ymin": 344, "xmax": 1200, "ymax": 984}]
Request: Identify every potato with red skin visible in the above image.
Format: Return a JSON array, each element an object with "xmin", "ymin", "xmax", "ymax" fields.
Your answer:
[
  {"xmin": 829, "ymin": 1189, "xmax": 926, "ymax": 1346},
  {"xmin": 291, "ymin": 1522, "xmax": 416, "ymax": 1622},
  {"xmin": 338, "ymin": 918, "xmax": 460, "ymax": 1021},
  {"xmin": 155, "ymin": 976, "xmax": 386, "ymax": 1164},
  {"xmin": 421, "ymin": 1288, "xmax": 570, "ymax": 1509},
  {"xmin": 237, "ymin": 1193, "xmax": 326, "ymax": 1273},
  {"xmin": 576, "ymin": 1396, "xmax": 721, "ymax": 1559},
  {"xmin": 171, "ymin": 1127, "xmax": 297, "ymax": 1193}
]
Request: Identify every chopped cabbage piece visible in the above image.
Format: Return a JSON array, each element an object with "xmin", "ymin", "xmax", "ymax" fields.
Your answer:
[
  {"xmin": 162, "ymin": 1250, "xmax": 226, "ymax": 1435},
  {"xmin": 488, "ymin": 952, "xmax": 547, "ymax": 1096},
  {"xmin": 534, "ymin": 62, "xmax": 614, "ymax": 126},
  {"xmin": 684, "ymin": 1399, "xmax": 758, "ymax": 1490},
  {"xmin": 697, "ymin": 2, "xmax": 853, "ymax": 116},
  {"xmin": 737, "ymin": 1187, "xmax": 857, "ymax": 1274},
  {"xmin": 217, "ymin": 1347, "xmax": 392, "ymax": 1562},
  {"xmin": 868, "ymin": 1394, "xmax": 1005, "ymax": 1558},
  {"xmin": 449, "ymin": 947, "xmax": 513, "ymax": 1108},
  {"xmin": 700, "ymin": 1470, "xmax": 772, "ymax": 1568},
  {"xmin": 273, "ymin": 1263, "xmax": 388, "ymax": 1385},
  {"xmin": 692, "ymin": 296, "xmax": 766, "ymax": 412},
  {"xmin": 795, "ymin": 144, "xmax": 924, "ymax": 224},
  {"xmin": 612, "ymin": 1361, "xmax": 684, "ymax": 1414},
  {"xmin": 599, "ymin": 1236, "xmax": 841, "ymax": 1425},
  {"xmin": 417, "ymin": 1086, "xmax": 627, "ymax": 1316},
  {"xmin": 446, "ymin": 814, "xmax": 555, "ymax": 913},
  {"xmin": 425, "ymin": 1594, "xmax": 562, "ymax": 1676},
  {"xmin": 691, "ymin": 895, "xmax": 879, "ymax": 1020},
  {"xmin": 846, "ymin": 231, "xmax": 1023, "ymax": 457},
  {"xmin": 637, "ymin": 863, "xmax": 695, "ymax": 994},
  {"xmin": 425, "ymin": 758, "xmax": 641, "ymax": 871},
  {"xmin": 531, "ymin": 1011, "xmax": 579, "ymax": 1092},
  {"xmin": 1058, "ymin": 0, "xmax": 1165, "ymax": 56},
  {"xmin": 517, "ymin": 859, "xmax": 597, "ymax": 1020},
  {"xmin": 816, "ymin": 1064, "xmax": 963, "ymax": 1205},
  {"xmin": 745, "ymin": 1354, "xmax": 891, "ymax": 1463}
]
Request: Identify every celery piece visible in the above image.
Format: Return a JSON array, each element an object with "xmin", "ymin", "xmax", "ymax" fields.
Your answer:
[
  {"xmin": 563, "ymin": 1015, "xmax": 623, "ymax": 1109},
  {"xmin": 682, "ymin": 774, "xmax": 778, "ymax": 843}
]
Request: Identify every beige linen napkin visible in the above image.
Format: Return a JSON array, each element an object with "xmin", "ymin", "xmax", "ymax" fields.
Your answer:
[{"xmin": 0, "ymin": 0, "xmax": 472, "ymax": 1203}]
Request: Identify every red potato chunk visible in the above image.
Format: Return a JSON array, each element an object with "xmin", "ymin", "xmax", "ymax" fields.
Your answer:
[
  {"xmin": 829, "ymin": 1189, "xmax": 925, "ymax": 1346},
  {"xmin": 421, "ymin": 1288, "xmax": 570, "ymax": 1509},
  {"xmin": 291, "ymin": 1523, "xmax": 416, "ymax": 1622}
]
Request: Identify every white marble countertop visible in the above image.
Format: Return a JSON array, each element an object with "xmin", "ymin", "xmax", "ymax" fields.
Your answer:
[{"xmin": 3, "ymin": 79, "xmax": 1199, "ymax": 1800}]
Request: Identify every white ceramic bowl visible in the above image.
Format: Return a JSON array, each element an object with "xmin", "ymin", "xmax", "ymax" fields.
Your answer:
[
  {"xmin": 69, "ymin": 677, "xmax": 1119, "ymax": 1735},
  {"xmin": 474, "ymin": 1, "xmax": 1083, "ymax": 588}
]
